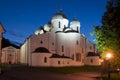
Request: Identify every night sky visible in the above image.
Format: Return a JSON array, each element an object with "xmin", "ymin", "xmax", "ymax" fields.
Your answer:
[{"xmin": 0, "ymin": 0, "xmax": 108, "ymax": 44}]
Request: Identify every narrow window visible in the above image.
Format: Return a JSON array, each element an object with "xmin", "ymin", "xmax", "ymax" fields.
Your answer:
[
  {"xmin": 62, "ymin": 45, "xmax": 64, "ymax": 52},
  {"xmin": 59, "ymin": 22, "xmax": 61, "ymax": 28},
  {"xmin": 72, "ymin": 54, "xmax": 74, "ymax": 60},
  {"xmin": 52, "ymin": 42, "xmax": 54, "ymax": 45},
  {"xmin": 40, "ymin": 41, "xmax": 43, "ymax": 44},
  {"xmin": 76, "ymin": 40, "xmax": 79, "ymax": 45},
  {"xmin": 91, "ymin": 59, "xmax": 93, "ymax": 63},
  {"xmin": 58, "ymin": 61, "xmax": 60, "ymax": 64},
  {"xmin": 77, "ymin": 26, "xmax": 79, "ymax": 31},
  {"xmin": 44, "ymin": 57, "xmax": 47, "ymax": 63}
]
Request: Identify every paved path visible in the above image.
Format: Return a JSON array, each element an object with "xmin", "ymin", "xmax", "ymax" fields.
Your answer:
[{"xmin": 0, "ymin": 65, "xmax": 102, "ymax": 80}]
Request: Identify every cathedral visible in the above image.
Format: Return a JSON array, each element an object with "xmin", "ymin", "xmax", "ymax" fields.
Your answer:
[{"xmin": 20, "ymin": 11, "xmax": 101, "ymax": 67}]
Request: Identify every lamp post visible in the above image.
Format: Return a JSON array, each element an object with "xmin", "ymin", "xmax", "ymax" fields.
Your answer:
[{"xmin": 106, "ymin": 53, "xmax": 112, "ymax": 80}]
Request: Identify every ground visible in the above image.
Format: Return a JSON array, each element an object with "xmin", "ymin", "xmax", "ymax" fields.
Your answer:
[{"xmin": 0, "ymin": 64, "xmax": 102, "ymax": 80}]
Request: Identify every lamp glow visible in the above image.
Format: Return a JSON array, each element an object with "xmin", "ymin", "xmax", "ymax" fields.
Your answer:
[{"xmin": 106, "ymin": 53, "xmax": 112, "ymax": 60}]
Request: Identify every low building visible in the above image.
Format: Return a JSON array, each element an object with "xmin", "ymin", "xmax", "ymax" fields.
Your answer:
[
  {"xmin": 85, "ymin": 52, "xmax": 101, "ymax": 66},
  {"xmin": 2, "ymin": 46, "xmax": 20, "ymax": 64}
]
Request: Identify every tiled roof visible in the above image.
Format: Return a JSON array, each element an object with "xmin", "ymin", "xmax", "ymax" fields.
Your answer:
[
  {"xmin": 54, "ymin": 10, "xmax": 67, "ymax": 19},
  {"xmin": 87, "ymin": 52, "xmax": 100, "ymax": 57},
  {"xmin": 2, "ymin": 37, "xmax": 20, "ymax": 49}
]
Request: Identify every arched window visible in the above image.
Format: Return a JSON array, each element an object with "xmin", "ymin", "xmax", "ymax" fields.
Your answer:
[
  {"xmin": 72, "ymin": 54, "xmax": 74, "ymax": 60},
  {"xmin": 91, "ymin": 59, "xmax": 93, "ymax": 63},
  {"xmin": 58, "ymin": 22, "xmax": 61, "ymax": 28},
  {"xmin": 40, "ymin": 41, "xmax": 43, "ymax": 44},
  {"xmin": 62, "ymin": 45, "xmax": 64, "ymax": 52},
  {"xmin": 58, "ymin": 61, "xmax": 60, "ymax": 64},
  {"xmin": 44, "ymin": 57, "xmax": 47, "ymax": 63},
  {"xmin": 77, "ymin": 26, "xmax": 79, "ymax": 31},
  {"xmin": 76, "ymin": 40, "xmax": 79, "ymax": 45}
]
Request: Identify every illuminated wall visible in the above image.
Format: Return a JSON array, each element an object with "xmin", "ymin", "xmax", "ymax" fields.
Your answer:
[{"xmin": 2, "ymin": 46, "xmax": 20, "ymax": 64}]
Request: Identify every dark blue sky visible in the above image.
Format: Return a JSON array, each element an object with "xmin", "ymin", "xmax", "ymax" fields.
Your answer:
[{"xmin": 0, "ymin": 0, "xmax": 108, "ymax": 43}]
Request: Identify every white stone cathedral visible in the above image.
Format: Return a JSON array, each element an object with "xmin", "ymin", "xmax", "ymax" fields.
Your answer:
[{"xmin": 20, "ymin": 11, "xmax": 101, "ymax": 67}]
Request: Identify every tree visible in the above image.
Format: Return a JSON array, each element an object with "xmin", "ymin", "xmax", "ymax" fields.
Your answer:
[{"xmin": 93, "ymin": 0, "xmax": 120, "ymax": 67}]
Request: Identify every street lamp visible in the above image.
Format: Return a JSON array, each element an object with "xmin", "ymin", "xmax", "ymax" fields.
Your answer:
[
  {"xmin": 106, "ymin": 53, "xmax": 112, "ymax": 80},
  {"xmin": 106, "ymin": 53, "xmax": 112, "ymax": 60}
]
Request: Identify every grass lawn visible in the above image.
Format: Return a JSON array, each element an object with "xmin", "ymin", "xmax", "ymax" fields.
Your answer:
[
  {"xmin": 31, "ymin": 66, "xmax": 120, "ymax": 80},
  {"xmin": 1, "ymin": 64, "xmax": 120, "ymax": 79},
  {"xmin": 31, "ymin": 66, "xmax": 102, "ymax": 74},
  {"xmin": 0, "ymin": 63, "xmax": 8, "ymax": 68},
  {"xmin": 103, "ymin": 73, "xmax": 120, "ymax": 80}
]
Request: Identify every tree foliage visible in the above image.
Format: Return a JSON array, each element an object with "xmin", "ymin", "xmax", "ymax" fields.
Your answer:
[{"xmin": 93, "ymin": 0, "xmax": 120, "ymax": 67}]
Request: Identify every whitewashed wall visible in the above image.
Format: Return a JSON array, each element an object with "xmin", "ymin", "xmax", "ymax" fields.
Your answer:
[
  {"xmin": 20, "ymin": 40, "xmax": 28, "ymax": 64},
  {"xmin": 49, "ymin": 32, "xmax": 56, "ymax": 53},
  {"xmin": 32, "ymin": 53, "xmax": 52, "ymax": 66},
  {"xmin": 85, "ymin": 56, "xmax": 100, "ymax": 66},
  {"xmin": 50, "ymin": 58, "xmax": 72, "ymax": 67},
  {"xmin": 2, "ymin": 46, "xmax": 20, "ymax": 64}
]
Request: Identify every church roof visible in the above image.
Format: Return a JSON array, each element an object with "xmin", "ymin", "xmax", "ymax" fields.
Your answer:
[
  {"xmin": 55, "ymin": 28, "xmax": 79, "ymax": 33},
  {"xmin": 35, "ymin": 26, "xmax": 47, "ymax": 34},
  {"xmin": 47, "ymin": 21, "xmax": 52, "ymax": 25},
  {"xmin": 87, "ymin": 52, "xmax": 100, "ymax": 57},
  {"xmin": 33, "ymin": 47, "xmax": 50, "ymax": 53},
  {"xmin": 44, "ymin": 21, "xmax": 52, "ymax": 31},
  {"xmin": 70, "ymin": 17, "xmax": 80, "ymax": 24},
  {"xmin": 50, "ymin": 54, "xmax": 70, "ymax": 58},
  {"xmin": 55, "ymin": 31, "xmax": 64, "ymax": 33},
  {"xmin": 45, "ymin": 21, "xmax": 52, "ymax": 27},
  {"xmin": 37, "ymin": 26, "xmax": 44, "ymax": 30},
  {"xmin": 53, "ymin": 10, "xmax": 67, "ymax": 19},
  {"xmin": 64, "ymin": 30, "xmax": 79, "ymax": 33},
  {"xmin": 72, "ymin": 17, "xmax": 78, "ymax": 21},
  {"xmin": 2, "ymin": 37, "xmax": 20, "ymax": 49}
]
